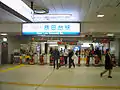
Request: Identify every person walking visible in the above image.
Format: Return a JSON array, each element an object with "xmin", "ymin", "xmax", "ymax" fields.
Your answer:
[
  {"xmin": 100, "ymin": 49, "xmax": 113, "ymax": 78},
  {"xmin": 33, "ymin": 53, "xmax": 38, "ymax": 64},
  {"xmin": 68, "ymin": 49, "xmax": 75, "ymax": 68},
  {"xmin": 86, "ymin": 49, "xmax": 90, "ymax": 66},
  {"xmin": 52, "ymin": 48, "xmax": 60, "ymax": 69},
  {"xmin": 64, "ymin": 47, "xmax": 68, "ymax": 67},
  {"xmin": 95, "ymin": 48, "xmax": 101, "ymax": 61}
]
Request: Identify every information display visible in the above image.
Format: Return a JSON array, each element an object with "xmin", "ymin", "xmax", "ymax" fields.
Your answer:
[{"xmin": 22, "ymin": 23, "xmax": 80, "ymax": 35}]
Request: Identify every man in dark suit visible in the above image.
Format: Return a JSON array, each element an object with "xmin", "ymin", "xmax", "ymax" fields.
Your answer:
[
  {"xmin": 100, "ymin": 49, "xmax": 113, "ymax": 78},
  {"xmin": 52, "ymin": 48, "xmax": 60, "ymax": 69}
]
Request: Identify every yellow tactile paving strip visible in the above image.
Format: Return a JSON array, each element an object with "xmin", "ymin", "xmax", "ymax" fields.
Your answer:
[
  {"xmin": 0, "ymin": 64, "xmax": 25, "ymax": 73},
  {"xmin": 0, "ymin": 81, "xmax": 120, "ymax": 89}
]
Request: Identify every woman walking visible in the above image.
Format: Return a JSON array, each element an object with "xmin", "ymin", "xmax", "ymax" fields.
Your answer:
[{"xmin": 100, "ymin": 49, "xmax": 113, "ymax": 78}]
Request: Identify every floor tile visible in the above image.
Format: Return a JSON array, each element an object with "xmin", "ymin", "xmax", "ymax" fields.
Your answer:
[{"xmin": 0, "ymin": 65, "xmax": 120, "ymax": 90}]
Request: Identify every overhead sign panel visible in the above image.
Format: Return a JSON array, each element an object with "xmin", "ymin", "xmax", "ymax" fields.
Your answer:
[
  {"xmin": 0, "ymin": 0, "xmax": 34, "ymax": 22},
  {"xmin": 22, "ymin": 23, "xmax": 80, "ymax": 36}
]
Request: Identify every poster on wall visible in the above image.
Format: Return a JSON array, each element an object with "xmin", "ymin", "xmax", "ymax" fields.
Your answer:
[{"xmin": 22, "ymin": 23, "xmax": 80, "ymax": 36}]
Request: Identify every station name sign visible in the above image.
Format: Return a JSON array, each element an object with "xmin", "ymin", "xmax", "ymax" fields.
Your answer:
[{"xmin": 22, "ymin": 23, "xmax": 80, "ymax": 36}]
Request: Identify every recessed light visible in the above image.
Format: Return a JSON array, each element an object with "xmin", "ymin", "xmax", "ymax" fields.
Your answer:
[
  {"xmin": 3, "ymin": 37, "xmax": 7, "ymax": 42},
  {"xmin": 34, "ymin": 9, "xmax": 49, "ymax": 14},
  {"xmin": 97, "ymin": 14, "xmax": 104, "ymax": 18},
  {"xmin": 1, "ymin": 33, "xmax": 8, "ymax": 36},
  {"xmin": 34, "ymin": 10, "xmax": 46, "ymax": 14}
]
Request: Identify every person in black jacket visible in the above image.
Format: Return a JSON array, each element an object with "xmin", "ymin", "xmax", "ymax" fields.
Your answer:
[
  {"xmin": 68, "ymin": 49, "xmax": 75, "ymax": 68},
  {"xmin": 100, "ymin": 49, "xmax": 113, "ymax": 78},
  {"xmin": 95, "ymin": 48, "xmax": 101, "ymax": 61},
  {"xmin": 49, "ymin": 47, "xmax": 53, "ymax": 54},
  {"xmin": 52, "ymin": 48, "xmax": 60, "ymax": 69}
]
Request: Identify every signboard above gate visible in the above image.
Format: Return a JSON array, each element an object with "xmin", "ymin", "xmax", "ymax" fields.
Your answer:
[{"xmin": 22, "ymin": 23, "xmax": 80, "ymax": 36}]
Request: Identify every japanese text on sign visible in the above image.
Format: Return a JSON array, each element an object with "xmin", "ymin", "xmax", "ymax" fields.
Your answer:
[{"xmin": 44, "ymin": 25, "xmax": 70, "ymax": 30}]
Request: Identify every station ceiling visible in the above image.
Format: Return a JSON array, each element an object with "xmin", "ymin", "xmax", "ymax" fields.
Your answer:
[
  {"xmin": 24, "ymin": 0, "xmax": 120, "ymax": 22},
  {"xmin": 0, "ymin": 0, "xmax": 120, "ymax": 23},
  {"xmin": 0, "ymin": 0, "xmax": 120, "ymax": 37}
]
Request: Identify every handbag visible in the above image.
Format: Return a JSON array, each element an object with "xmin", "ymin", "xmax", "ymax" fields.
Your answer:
[{"xmin": 72, "ymin": 54, "xmax": 77, "ymax": 60}]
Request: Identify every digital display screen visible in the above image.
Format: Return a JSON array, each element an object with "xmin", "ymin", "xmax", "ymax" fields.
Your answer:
[{"xmin": 22, "ymin": 23, "xmax": 80, "ymax": 36}]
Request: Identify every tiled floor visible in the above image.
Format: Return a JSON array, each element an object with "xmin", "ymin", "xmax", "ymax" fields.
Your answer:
[{"xmin": 0, "ymin": 65, "xmax": 120, "ymax": 90}]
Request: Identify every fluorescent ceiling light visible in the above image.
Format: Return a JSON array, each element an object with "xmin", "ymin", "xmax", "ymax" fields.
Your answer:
[
  {"xmin": 97, "ymin": 14, "xmax": 104, "ymax": 18},
  {"xmin": 34, "ymin": 14, "xmax": 72, "ymax": 17},
  {"xmin": 33, "ymin": 14, "xmax": 73, "ymax": 21},
  {"xmin": 3, "ymin": 37, "xmax": 7, "ymax": 42},
  {"xmin": 107, "ymin": 34, "xmax": 114, "ymax": 37},
  {"xmin": 1, "ymin": 33, "xmax": 8, "ymax": 36}
]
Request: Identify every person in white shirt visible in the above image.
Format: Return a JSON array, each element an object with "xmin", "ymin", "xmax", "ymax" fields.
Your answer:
[
  {"xmin": 34, "ymin": 53, "xmax": 38, "ymax": 64},
  {"xmin": 64, "ymin": 48, "xmax": 68, "ymax": 67}
]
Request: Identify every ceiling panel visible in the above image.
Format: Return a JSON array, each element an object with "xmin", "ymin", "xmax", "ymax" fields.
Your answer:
[
  {"xmin": 0, "ymin": 8, "xmax": 24, "ymax": 23},
  {"xmin": 25, "ymin": 0, "xmax": 56, "ymax": 14},
  {"xmin": 109, "ymin": 0, "xmax": 119, "ymax": 7},
  {"xmin": 62, "ymin": 0, "xmax": 81, "ymax": 10},
  {"xmin": 51, "ymin": 0, "xmax": 62, "ymax": 13},
  {"xmin": 24, "ymin": 0, "xmax": 120, "ymax": 22},
  {"xmin": 41, "ymin": 0, "xmax": 56, "ymax": 14},
  {"xmin": 61, "ymin": 0, "xmax": 82, "ymax": 20},
  {"xmin": 84, "ymin": 0, "xmax": 120, "ymax": 22},
  {"xmin": 82, "ymin": 0, "xmax": 92, "ymax": 20}
]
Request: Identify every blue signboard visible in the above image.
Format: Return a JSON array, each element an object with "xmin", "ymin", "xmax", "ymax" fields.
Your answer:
[
  {"xmin": 73, "ymin": 46, "xmax": 81, "ymax": 51},
  {"xmin": 22, "ymin": 23, "xmax": 80, "ymax": 35}
]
